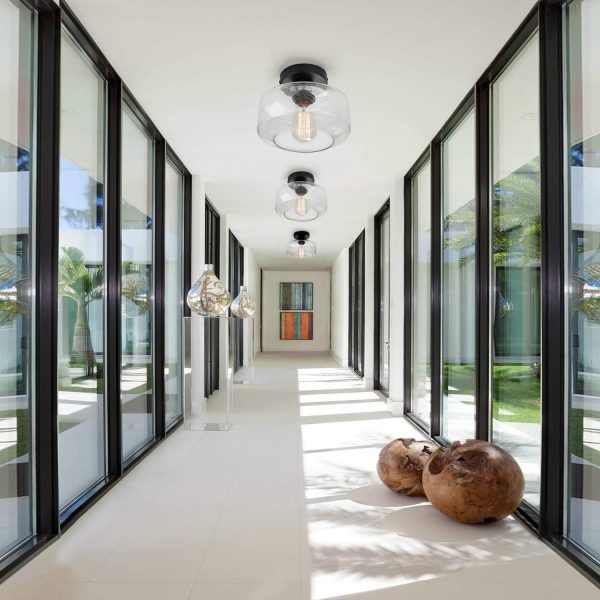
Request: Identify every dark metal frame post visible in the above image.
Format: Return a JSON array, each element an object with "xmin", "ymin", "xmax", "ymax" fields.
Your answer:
[
  {"xmin": 430, "ymin": 142, "xmax": 442, "ymax": 437},
  {"xmin": 475, "ymin": 80, "xmax": 491, "ymax": 442},
  {"xmin": 539, "ymin": 0, "xmax": 565, "ymax": 541},
  {"xmin": 154, "ymin": 139, "xmax": 166, "ymax": 439},
  {"xmin": 373, "ymin": 199, "xmax": 390, "ymax": 393},
  {"xmin": 34, "ymin": 0, "xmax": 61, "ymax": 542},
  {"xmin": 105, "ymin": 79, "xmax": 123, "ymax": 480}
]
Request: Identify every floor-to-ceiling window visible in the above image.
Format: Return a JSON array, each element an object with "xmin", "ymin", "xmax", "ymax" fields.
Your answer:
[
  {"xmin": 57, "ymin": 28, "xmax": 107, "ymax": 510},
  {"xmin": 0, "ymin": 0, "xmax": 35, "ymax": 558},
  {"xmin": 441, "ymin": 110, "xmax": 476, "ymax": 441},
  {"xmin": 204, "ymin": 199, "xmax": 220, "ymax": 397},
  {"xmin": 120, "ymin": 105, "xmax": 155, "ymax": 461},
  {"xmin": 375, "ymin": 201, "xmax": 390, "ymax": 395},
  {"xmin": 411, "ymin": 162, "xmax": 432, "ymax": 426},
  {"xmin": 348, "ymin": 231, "xmax": 365, "ymax": 377},
  {"xmin": 229, "ymin": 232, "xmax": 244, "ymax": 373},
  {"xmin": 164, "ymin": 158, "xmax": 184, "ymax": 426},
  {"xmin": 0, "ymin": 0, "xmax": 192, "ymax": 578},
  {"xmin": 490, "ymin": 33, "xmax": 541, "ymax": 508},
  {"xmin": 565, "ymin": 0, "xmax": 600, "ymax": 565}
]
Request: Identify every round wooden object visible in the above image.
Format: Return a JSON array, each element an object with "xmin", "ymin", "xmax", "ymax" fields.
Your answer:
[
  {"xmin": 422, "ymin": 440, "xmax": 525, "ymax": 524},
  {"xmin": 377, "ymin": 438, "xmax": 433, "ymax": 496}
]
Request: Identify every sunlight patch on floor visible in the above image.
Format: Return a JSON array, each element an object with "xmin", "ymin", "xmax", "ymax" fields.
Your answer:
[
  {"xmin": 299, "ymin": 391, "xmax": 380, "ymax": 404},
  {"xmin": 296, "ymin": 363, "xmax": 567, "ymax": 600}
]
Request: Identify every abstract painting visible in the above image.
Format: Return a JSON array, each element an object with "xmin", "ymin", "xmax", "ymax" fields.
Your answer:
[
  {"xmin": 280, "ymin": 311, "xmax": 313, "ymax": 340},
  {"xmin": 280, "ymin": 282, "xmax": 313, "ymax": 311}
]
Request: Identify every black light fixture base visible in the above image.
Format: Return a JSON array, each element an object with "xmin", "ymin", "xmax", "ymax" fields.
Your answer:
[
  {"xmin": 293, "ymin": 231, "xmax": 310, "ymax": 242},
  {"xmin": 280, "ymin": 64, "xmax": 328, "ymax": 85},
  {"xmin": 288, "ymin": 171, "xmax": 315, "ymax": 184}
]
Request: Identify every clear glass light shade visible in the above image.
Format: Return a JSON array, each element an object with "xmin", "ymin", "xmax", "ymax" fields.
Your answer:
[
  {"xmin": 257, "ymin": 82, "xmax": 351, "ymax": 152},
  {"xmin": 275, "ymin": 181, "xmax": 327, "ymax": 221},
  {"xmin": 287, "ymin": 240, "xmax": 316, "ymax": 259}
]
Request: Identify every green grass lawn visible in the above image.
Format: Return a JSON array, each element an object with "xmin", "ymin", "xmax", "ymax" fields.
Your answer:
[
  {"xmin": 444, "ymin": 363, "xmax": 541, "ymax": 423},
  {"xmin": 570, "ymin": 408, "xmax": 600, "ymax": 465},
  {"xmin": 0, "ymin": 409, "xmax": 77, "ymax": 466}
]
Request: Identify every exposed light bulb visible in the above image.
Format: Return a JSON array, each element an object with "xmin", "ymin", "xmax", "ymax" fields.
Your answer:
[
  {"xmin": 295, "ymin": 194, "xmax": 307, "ymax": 216},
  {"xmin": 298, "ymin": 244, "xmax": 305, "ymax": 258},
  {"xmin": 294, "ymin": 108, "xmax": 316, "ymax": 143}
]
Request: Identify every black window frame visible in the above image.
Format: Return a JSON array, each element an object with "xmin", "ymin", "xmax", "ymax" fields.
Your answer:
[
  {"xmin": 204, "ymin": 197, "xmax": 220, "ymax": 397},
  {"xmin": 403, "ymin": 0, "xmax": 599, "ymax": 586},
  {"xmin": 0, "ymin": 0, "xmax": 192, "ymax": 581},
  {"xmin": 229, "ymin": 231, "xmax": 244, "ymax": 373},
  {"xmin": 348, "ymin": 230, "xmax": 365, "ymax": 377},
  {"xmin": 374, "ymin": 199, "xmax": 391, "ymax": 395},
  {"xmin": 164, "ymin": 146, "xmax": 191, "ymax": 431}
]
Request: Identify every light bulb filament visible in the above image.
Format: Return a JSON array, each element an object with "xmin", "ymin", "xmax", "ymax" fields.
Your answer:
[
  {"xmin": 298, "ymin": 245, "xmax": 305, "ymax": 258},
  {"xmin": 296, "ymin": 108, "xmax": 314, "ymax": 143},
  {"xmin": 295, "ymin": 194, "xmax": 307, "ymax": 216}
]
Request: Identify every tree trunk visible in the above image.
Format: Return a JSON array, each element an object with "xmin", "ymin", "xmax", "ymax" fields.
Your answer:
[{"xmin": 71, "ymin": 300, "xmax": 96, "ymax": 376}]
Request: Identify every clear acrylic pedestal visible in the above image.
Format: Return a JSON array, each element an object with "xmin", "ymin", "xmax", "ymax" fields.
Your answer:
[{"xmin": 184, "ymin": 315, "xmax": 254, "ymax": 431}]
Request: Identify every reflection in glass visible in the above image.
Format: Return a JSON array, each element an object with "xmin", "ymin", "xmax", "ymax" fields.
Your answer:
[
  {"xmin": 566, "ymin": 0, "xmax": 600, "ymax": 562},
  {"xmin": 490, "ymin": 34, "xmax": 541, "ymax": 508},
  {"xmin": 58, "ymin": 31, "xmax": 107, "ymax": 509},
  {"xmin": 164, "ymin": 161, "xmax": 183, "ymax": 425},
  {"xmin": 412, "ymin": 162, "xmax": 431, "ymax": 425},
  {"xmin": 121, "ymin": 107, "xmax": 154, "ymax": 460},
  {"xmin": 0, "ymin": 0, "xmax": 35, "ymax": 556},
  {"xmin": 442, "ymin": 110, "xmax": 476, "ymax": 441}
]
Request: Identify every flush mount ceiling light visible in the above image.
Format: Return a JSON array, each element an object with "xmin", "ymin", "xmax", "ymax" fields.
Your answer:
[
  {"xmin": 257, "ymin": 63, "xmax": 351, "ymax": 152},
  {"xmin": 276, "ymin": 171, "xmax": 327, "ymax": 222},
  {"xmin": 287, "ymin": 231, "xmax": 316, "ymax": 259}
]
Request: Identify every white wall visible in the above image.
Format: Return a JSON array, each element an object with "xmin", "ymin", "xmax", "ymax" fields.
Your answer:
[
  {"xmin": 331, "ymin": 248, "xmax": 348, "ymax": 366},
  {"xmin": 244, "ymin": 247, "xmax": 261, "ymax": 360},
  {"xmin": 262, "ymin": 270, "xmax": 330, "ymax": 352}
]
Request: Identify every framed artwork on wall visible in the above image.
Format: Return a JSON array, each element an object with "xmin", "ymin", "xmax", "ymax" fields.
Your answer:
[
  {"xmin": 280, "ymin": 282, "xmax": 313, "ymax": 311},
  {"xmin": 280, "ymin": 311, "xmax": 313, "ymax": 340}
]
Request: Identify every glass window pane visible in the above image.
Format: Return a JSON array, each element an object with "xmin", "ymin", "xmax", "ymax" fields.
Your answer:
[
  {"xmin": 0, "ymin": 0, "xmax": 35, "ymax": 556},
  {"xmin": 121, "ymin": 107, "xmax": 154, "ymax": 460},
  {"xmin": 442, "ymin": 110, "xmax": 476, "ymax": 441},
  {"xmin": 490, "ymin": 34, "xmax": 541, "ymax": 508},
  {"xmin": 164, "ymin": 160, "xmax": 183, "ymax": 425},
  {"xmin": 412, "ymin": 162, "xmax": 431, "ymax": 425},
  {"xmin": 566, "ymin": 0, "xmax": 600, "ymax": 561},
  {"xmin": 58, "ymin": 30, "xmax": 107, "ymax": 509}
]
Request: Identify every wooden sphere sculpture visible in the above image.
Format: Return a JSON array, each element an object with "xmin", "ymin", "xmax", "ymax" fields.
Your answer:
[
  {"xmin": 422, "ymin": 440, "xmax": 525, "ymax": 524},
  {"xmin": 377, "ymin": 438, "xmax": 433, "ymax": 496}
]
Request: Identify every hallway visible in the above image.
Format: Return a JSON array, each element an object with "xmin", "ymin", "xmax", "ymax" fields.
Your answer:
[{"xmin": 0, "ymin": 353, "xmax": 595, "ymax": 600}]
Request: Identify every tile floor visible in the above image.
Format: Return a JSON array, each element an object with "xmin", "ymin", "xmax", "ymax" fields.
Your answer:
[{"xmin": 1, "ymin": 351, "xmax": 598, "ymax": 599}]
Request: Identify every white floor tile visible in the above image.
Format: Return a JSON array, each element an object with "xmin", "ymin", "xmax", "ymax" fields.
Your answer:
[
  {"xmin": 189, "ymin": 580, "xmax": 302, "ymax": 600},
  {"xmin": 77, "ymin": 581, "xmax": 193, "ymax": 600},
  {"xmin": 0, "ymin": 352, "xmax": 596, "ymax": 600}
]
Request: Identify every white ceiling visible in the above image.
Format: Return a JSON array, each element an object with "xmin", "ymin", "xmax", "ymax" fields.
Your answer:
[{"xmin": 67, "ymin": 0, "xmax": 535, "ymax": 269}]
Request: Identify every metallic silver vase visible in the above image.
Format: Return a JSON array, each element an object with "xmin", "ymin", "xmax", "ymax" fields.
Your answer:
[
  {"xmin": 230, "ymin": 285, "xmax": 256, "ymax": 318},
  {"xmin": 187, "ymin": 264, "xmax": 231, "ymax": 316}
]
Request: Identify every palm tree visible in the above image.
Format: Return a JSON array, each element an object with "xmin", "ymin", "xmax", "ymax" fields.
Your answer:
[
  {"xmin": 58, "ymin": 247, "xmax": 104, "ymax": 376},
  {"xmin": 58, "ymin": 247, "xmax": 152, "ymax": 377},
  {"xmin": 0, "ymin": 265, "xmax": 28, "ymax": 324},
  {"xmin": 443, "ymin": 162, "xmax": 541, "ymax": 267}
]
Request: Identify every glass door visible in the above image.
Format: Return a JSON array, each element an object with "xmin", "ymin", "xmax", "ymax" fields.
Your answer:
[
  {"xmin": 120, "ymin": 104, "xmax": 155, "ymax": 462},
  {"xmin": 565, "ymin": 0, "xmax": 600, "ymax": 563},
  {"xmin": 0, "ymin": 0, "xmax": 36, "ymax": 557}
]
